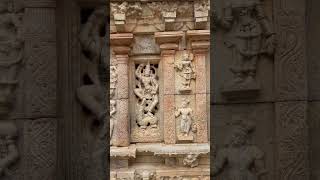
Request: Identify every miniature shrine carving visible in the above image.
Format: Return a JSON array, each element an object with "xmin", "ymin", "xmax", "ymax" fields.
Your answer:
[
  {"xmin": 134, "ymin": 63, "xmax": 159, "ymax": 129},
  {"xmin": 175, "ymin": 52, "xmax": 196, "ymax": 93},
  {"xmin": 215, "ymin": 0, "xmax": 275, "ymax": 98}
]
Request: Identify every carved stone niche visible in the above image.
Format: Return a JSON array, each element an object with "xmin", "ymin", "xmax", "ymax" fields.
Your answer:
[
  {"xmin": 130, "ymin": 55, "xmax": 163, "ymax": 143},
  {"xmin": 213, "ymin": 0, "xmax": 276, "ymax": 101}
]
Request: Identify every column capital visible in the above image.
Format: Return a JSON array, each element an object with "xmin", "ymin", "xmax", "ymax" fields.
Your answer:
[
  {"xmin": 186, "ymin": 30, "xmax": 210, "ymax": 53},
  {"xmin": 111, "ymin": 33, "xmax": 133, "ymax": 55},
  {"xmin": 155, "ymin": 31, "xmax": 183, "ymax": 51}
]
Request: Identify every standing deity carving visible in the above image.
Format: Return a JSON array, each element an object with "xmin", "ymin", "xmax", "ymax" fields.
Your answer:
[
  {"xmin": 215, "ymin": 0, "xmax": 275, "ymax": 94},
  {"xmin": 134, "ymin": 62, "xmax": 159, "ymax": 129},
  {"xmin": 212, "ymin": 120, "xmax": 267, "ymax": 180},
  {"xmin": 175, "ymin": 52, "xmax": 196, "ymax": 93},
  {"xmin": 175, "ymin": 99, "xmax": 193, "ymax": 136}
]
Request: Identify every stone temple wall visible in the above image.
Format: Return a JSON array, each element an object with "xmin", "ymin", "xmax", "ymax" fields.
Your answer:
[
  {"xmin": 0, "ymin": 0, "xmax": 318, "ymax": 179},
  {"xmin": 109, "ymin": 0, "xmax": 210, "ymax": 179}
]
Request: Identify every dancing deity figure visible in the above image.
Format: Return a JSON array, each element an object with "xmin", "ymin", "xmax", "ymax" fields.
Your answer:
[
  {"xmin": 175, "ymin": 99, "xmax": 193, "ymax": 136},
  {"xmin": 216, "ymin": 0, "xmax": 275, "ymax": 91},
  {"xmin": 109, "ymin": 100, "xmax": 116, "ymax": 145},
  {"xmin": 175, "ymin": 52, "xmax": 196, "ymax": 93},
  {"xmin": 134, "ymin": 63, "xmax": 159, "ymax": 129},
  {"xmin": 212, "ymin": 121, "xmax": 267, "ymax": 180}
]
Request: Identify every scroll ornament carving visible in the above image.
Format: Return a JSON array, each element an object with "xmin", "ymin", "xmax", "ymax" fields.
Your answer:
[
  {"xmin": 175, "ymin": 52, "xmax": 196, "ymax": 93},
  {"xmin": 215, "ymin": 0, "xmax": 276, "ymax": 97},
  {"xmin": 134, "ymin": 63, "xmax": 159, "ymax": 129},
  {"xmin": 212, "ymin": 119, "xmax": 267, "ymax": 179},
  {"xmin": 0, "ymin": 0, "xmax": 24, "ymax": 177}
]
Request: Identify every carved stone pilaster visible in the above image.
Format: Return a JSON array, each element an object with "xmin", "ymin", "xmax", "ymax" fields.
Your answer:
[
  {"xmin": 275, "ymin": 102, "xmax": 309, "ymax": 180},
  {"xmin": 187, "ymin": 30, "xmax": 209, "ymax": 143},
  {"xmin": 155, "ymin": 31, "xmax": 183, "ymax": 144},
  {"xmin": 110, "ymin": 33, "xmax": 133, "ymax": 147}
]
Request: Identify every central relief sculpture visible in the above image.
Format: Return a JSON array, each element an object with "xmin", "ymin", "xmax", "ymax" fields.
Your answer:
[{"xmin": 134, "ymin": 62, "xmax": 159, "ymax": 130}]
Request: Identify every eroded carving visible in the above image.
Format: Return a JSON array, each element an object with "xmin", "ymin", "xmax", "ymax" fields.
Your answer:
[
  {"xmin": 216, "ymin": 0, "xmax": 275, "ymax": 98},
  {"xmin": 147, "ymin": 2, "xmax": 178, "ymax": 30},
  {"xmin": 212, "ymin": 119, "xmax": 267, "ymax": 179},
  {"xmin": 0, "ymin": 1, "xmax": 24, "ymax": 177},
  {"xmin": 77, "ymin": 7, "xmax": 107, "ymax": 123},
  {"xmin": 194, "ymin": 0, "xmax": 210, "ymax": 29},
  {"xmin": 175, "ymin": 98, "xmax": 194, "ymax": 137},
  {"xmin": 183, "ymin": 154, "xmax": 199, "ymax": 168},
  {"xmin": 0, "ymin": 121, "xmax": 18, "ymax": 177},
  {"xmin": 111, "ymin": 1, "xmax": 142, "ymax": 31},
  {"xmin": 134, "ymin": 62, "xmax": 159, "ymax": 129},
  {"xmin": 175, "ymin": 52, "xmax": 196, "ymax": 93},
  {"xmin": 135, "ymin": 170, "xmax": 156, "ymax": 180}
]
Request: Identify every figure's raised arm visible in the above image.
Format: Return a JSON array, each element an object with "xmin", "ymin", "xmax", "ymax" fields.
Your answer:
[{"xmin": 135, "ymin": 64, "xmax": 143, "ymax": 79}]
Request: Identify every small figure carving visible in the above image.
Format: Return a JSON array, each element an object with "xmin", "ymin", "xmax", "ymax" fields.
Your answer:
[
  {"xmin": 216, "ymin": 0, "xmax": 276, "ymax": 96},
  {"xmin": 135, "ymin": 170, "xmax": 156, "ymax": 180},
  {"xmin": 110, "ymin": 99, "xmax": 116, "ymax": 145},
  {"xmin": 183, "ymin": 154, "xmax": 199, "ymax": 168},
  {"xmin": 175, "ymin": 52, "xmax": 196, "ymax": 93},
  {"xmin": 134, "ymin": 62, "xmax": 159, "ymax": 129},
  {"xmin": 212, "ymin": 120, "xmax": 267, "ymax": 180},
  {"xmin": 110, "ymin": 64, "xmax": 118, "ymax": 98},
  {"xmin": 175, "ymin": 99, "xmax": 193, "ymax": 136}
]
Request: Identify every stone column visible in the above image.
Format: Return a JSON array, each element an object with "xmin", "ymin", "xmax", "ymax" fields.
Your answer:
[
  {"xmin": 110, "ymin": 33, "xmax": 133, "ymax": 147},
  {"xmin": 155, "ymin": 31, "xmax": 183, "ymax": 144},
  {"xmin": 187, "ymin": 30, "xmax": 210, "ymax": 143}
]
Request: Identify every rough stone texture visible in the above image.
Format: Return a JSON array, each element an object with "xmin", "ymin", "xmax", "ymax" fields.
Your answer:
[
  {"xmin": 113, "ymin": 99, "xmax": 129, "ymax": 147},
  {"xmin": 163, "ymin": 95, "xmax": 175, "ymax": 144}
]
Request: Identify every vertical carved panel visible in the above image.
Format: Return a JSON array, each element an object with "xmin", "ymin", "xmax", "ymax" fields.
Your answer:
[
  {"xmin": 24, "ymin": 8, "xmax": 57, "ymax": 117},
  {"xmin": 24, "ymin": 118, "xmax": 57, "ymax": 180},
  {"xmin": 24, "ymin": 41, "xmax": 57, "ymax": 117},
  {"xmin": 274, "ymin": 0, "xmax": 307, "ymax": 101},
  {"xmin": 276, "ymin": 102, "xmax": 309, "ymax": 180}
]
